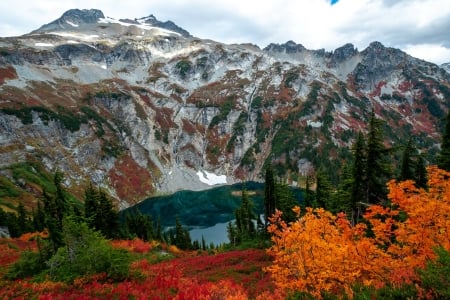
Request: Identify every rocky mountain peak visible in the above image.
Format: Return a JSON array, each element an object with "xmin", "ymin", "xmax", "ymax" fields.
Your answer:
[
  {"xmin": 32, "ymin": 9, "xmax": 105, "ymax": 33},
  {"xmin": 134, "ymin": 14, "xmax": 191, "ymax": 37},
  {"xmin": 332, "ymin": 43, "xmax": 358, "ymax": 63},
  {"xmin": 263, "ymin": 40, "xmax": 306, "ymax": 53}
]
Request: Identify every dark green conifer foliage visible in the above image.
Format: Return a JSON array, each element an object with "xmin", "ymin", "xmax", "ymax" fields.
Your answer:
[
  {"xmin": 400, "ymin": 138, "xmax": 416, "ymax": 182},
  {"xmin": 124, "ymin": 211, "xmax": 154, "ymax": 241},
  {"xmin": 437, "ymin": 110, "xmax": 450, "ymax": 171},
  {"xmin": 173, "ymin": 216, "xmax": 191, "ymax": 250},
  {"xmin": 33, "ymin": 201, "xmax": 46, "ymax": 232},
  {"xmin": 366, "ymin": 110, "xmax": 391, "ymax": 204},
  {"xmin": 304, "ymin": 175, "xmax": 314, "ymax": 208},
  {"xmin": 84, "ymin": 183, "xmax": 119, "ymax": 239},
  {"xmin": 315, "ymin": 170, "xmax": 333, "ymax": 210},
  {"xmin": 17, "ymin": 202, "xmax": 31, "ymax": 235},
  {"xmin": 227, "ymin": 221, "xmax": 237, "ymax": 246},
  {"xmin": 264, "ymin": 164, "xmax": 276, "ymax": 226},
  {"xmin": 415, "ymin": 154, "xmax": 428, "ymax": 189},
  {"xmin": 275, "ymin": 181, "xmax": 298, "ymax": 223},
  {"xmin": 351, "ymin": 132, "xmax": 368, "ymax": 225},
  {"xmin": 330, "ymin": 164, "xmax": 353, "ymax": 214},
  {"xmin": 235, "ymin": 189, "xmax": 256, "ymax": 237}
]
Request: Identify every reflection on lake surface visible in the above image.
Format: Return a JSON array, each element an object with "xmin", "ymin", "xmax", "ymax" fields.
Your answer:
[{"xmin": 189, "ymin": 221, "xmax": 230, "ymax": 245}]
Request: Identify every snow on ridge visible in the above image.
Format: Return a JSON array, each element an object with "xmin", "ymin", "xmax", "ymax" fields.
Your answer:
[
  {"xmin": 196, "ymin": 170, "xmax": 227, "ymax": 186},
  {"xmin": 66, "ymin": 21, "xmax": 79, "ymax": 27},
  {"xmin": 35, "ymin": 42, "xmax": 54, "ymax": 47},
  {"xmin": 98, "ymin": 17, "xmax": 181, "ymax": 37}
]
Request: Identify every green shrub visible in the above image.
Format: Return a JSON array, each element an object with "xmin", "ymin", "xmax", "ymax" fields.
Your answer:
[
  {"xmin": 47, "ymin": 218, "xmax": 131, "ymax": 282},
  {"xmin": 418, "ymin": 247, "xmax": 450, "ymax": 299}
]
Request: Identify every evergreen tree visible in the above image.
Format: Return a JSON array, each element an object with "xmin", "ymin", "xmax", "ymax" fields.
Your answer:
[
  {"xmin": 84, "ymin": 182, "xmax": 98, "ymax": 226},
  {"xmin": 17, "ymin": 202, "xmax": 31, "ymax": 235},
  {"xmin": 97, "ymin": 189, "xmax": 119, "ymax": 238},
  {"xmin": 330, "ymin": 164, "xmax": 353, "ymax": 214},
  {"xmin": 264, "ymin": 164, "xmax": 276, "ymax": 226},
  {"xmin": 366, "ymin": 110, "xmax": 391, "ymax": 204},
  {"xmin": 275, "ymin": 181, "xmax": 298, "ymax": 223},
  {"xmin": 125, "ymin": 211, "xmax": 154, "ymax": 241},
  {"xmin": 351, "ymin": 132, "xmax": 368, "ymax": 225},
  {"xmin": 304, "ymin": 175, "xmax": 315, "ymax": 208},
  {"xmin": 84, "ymin": 183, "xmax": 119, "ymax": 239},
  {"xmin": 315, "ymin": 170, "xmax": 333, "ymax": 210},
  {"xmin": 415, "ymin": 154, "xmax": 428, "ymax": 189},
  {"xmin": 227, "ymin": 221, "xmax": 237, "ymax": 246},
  {"xmin": 235, "ymin": 189, "xmax": 256, "ymax": 238},
  {"xmin": 32, "ymin": 201, "xmax": 46, "ymax": 232},
  {"xmin": 173, "ymin": 216, "xmax": 191, "ymax": 250},
  {"xmin": 437, "ymin": 109, "xmax": 450, "ymax": 171},
  {"xmin": 400, "ymin": 137, "xmax": 415, "ymax": 181}
]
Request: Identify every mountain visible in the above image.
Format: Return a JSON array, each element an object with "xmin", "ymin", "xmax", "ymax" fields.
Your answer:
[{"xmin": 0, "ymin": 9, "xmax": 449, "ymax": 209}]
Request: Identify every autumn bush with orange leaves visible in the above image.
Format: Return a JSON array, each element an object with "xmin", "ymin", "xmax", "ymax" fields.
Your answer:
[{"xmin": 266, "ymin": 166, "xmax": 450, "ymax": 298}]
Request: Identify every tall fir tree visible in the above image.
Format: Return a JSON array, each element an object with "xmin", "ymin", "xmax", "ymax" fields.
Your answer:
[
  {"xmin": 400, "ymin": 137, "xmax": 415, "ymax": 181},
  {"xmin": 274, "ymin": 181, "xmax": 298, "ymax": 223},
  {"xmin": 351, "ymin": 132, "xmax": 368, "ymax": 225},
  {"xmin": 263, "ymin": 164, "xmax": 276, "ymax": 226},
  {"xmin": 366, "ymin": 110, "xmax": 391, "ymax": 204},
  {"xmin": 315, "ymin": 170, "xmax": 333, "ymax": 210},
  {"xmin": 415, "ymin": 154, "xmax": 428, "ymax": 189},
  {"xmin": 437, "ymin": 109, "xmax": 450, "ymax": 171}
]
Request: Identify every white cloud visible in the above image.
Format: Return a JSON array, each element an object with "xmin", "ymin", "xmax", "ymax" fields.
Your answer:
[
  {"xmin": 0, "ymin": 0, "xmax": 450, "ymax": 64},
  {"xmin": 403, "ymin": 44, "xmax": 450, "ymax": 65}
]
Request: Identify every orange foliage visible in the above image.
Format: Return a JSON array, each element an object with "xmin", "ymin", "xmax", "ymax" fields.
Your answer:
[
  {"xmin": 110, "ymin": 238, "xmax": 157, "ymax": 253},
  {"xmin": 18, "ymin": 230, "xmax": 49, "ymax": 242},
  {"xmin": 266, "ymin": 166, "xmax": 450, "ymax": 298}
]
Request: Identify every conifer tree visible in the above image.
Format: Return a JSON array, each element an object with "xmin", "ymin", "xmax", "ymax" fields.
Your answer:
[
  {"xmin": 275, "ymin": 181, "xmax": 298, "ymax": 223},
  {"xmin": 17, "ymin": 202, "xmax": 31, "ymax": 235},
  {"xmin": 400, "ymin": 137, "xmax": 415, "ymax": 181},
  {"xmin": 304, "ymin": 175, "xmax": 314, "ymax": 208},
  {"xmin": 174, "ymin": 216, "xmax": 191, "ymax": 250},
  {"xmin": 437, "ymin": 110, "xmax": 450, "ymax": 171},
  {"xmin": 351, "ymin": 132, "xmax": 367, "ymax": 225},
  {"xmin": 315, "ymin": 170, "xmax": 333, "ymax": 210},
  {"xmin": 366, "ymin": 110, "xmax": 391, "ymax": 204},
  {"xmin": 32, "ymin": 201, "xmax": 46, "ymax": 232},
  {"xmin": 415, "ymin": 154, "xmax": 428, "ymax": 189},
  {"xmin": 264, "ymin": 164, "xmax": 276, "ymax": 226}
]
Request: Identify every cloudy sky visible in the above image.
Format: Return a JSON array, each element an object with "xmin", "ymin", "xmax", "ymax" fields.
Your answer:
[{"xmin": 1, "ymin": 0, "xmax": 450, "ymax": 64}]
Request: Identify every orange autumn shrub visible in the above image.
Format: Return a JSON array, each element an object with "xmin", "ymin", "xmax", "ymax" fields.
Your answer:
[{"xmin": 266, "ymin": 166, "xmax": 450, "ymax": 298}]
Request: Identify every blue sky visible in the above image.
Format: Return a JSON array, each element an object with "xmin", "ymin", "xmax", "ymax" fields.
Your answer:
[{"xmin": 0, "ymin": 0, "xmax": 449, "ymax": 64}]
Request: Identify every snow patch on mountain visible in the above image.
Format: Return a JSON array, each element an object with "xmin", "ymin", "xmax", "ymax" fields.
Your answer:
[
  {"xmin": 197, "ymin": 170, "xmax": 227, "ymax": 185},
  {"xmin": 35, "ymin": 42, "xmax": 54, "ymax": 47}
]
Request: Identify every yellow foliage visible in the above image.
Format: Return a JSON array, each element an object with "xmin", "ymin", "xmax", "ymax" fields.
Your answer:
[{"xmin": 265, "ymin": 166, "xmax": 450, "ymax": 298}]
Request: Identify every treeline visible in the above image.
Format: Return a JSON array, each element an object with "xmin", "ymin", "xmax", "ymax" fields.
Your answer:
[{"xmin": 0, "ymin": 170, "xmax": 212, "ymax": 252}]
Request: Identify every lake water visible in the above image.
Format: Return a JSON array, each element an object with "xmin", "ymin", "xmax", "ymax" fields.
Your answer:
[{"xmin": 189, "ymin": 221, "xmax": 230, "ymax": 245}]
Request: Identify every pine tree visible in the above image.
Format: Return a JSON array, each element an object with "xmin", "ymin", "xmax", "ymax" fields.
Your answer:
[
  {"xmin": 17, "ymin": 202, "xmax": 31, "ymax": 235},
  {"xmin": 174, "ymin": 216, "xmax": 191, "ymax": 250},
  {"xmin": 351, "ymin": 132, "xmax": 367, "ymax": 225},
  {"xmin": 366, "ymin": 110, "xmax": 391, "ymax": 204},
  {"xmin": 264, "ymin": 164, "xmax": 276, "ymax": 226},
  {"xmin": 437, "ymin": 110, "xmax": 450, "ymax": 171},
  {"xmin": 415, "ymin": 154, "xmax": 428, "ymax": 189},
  {"xmin": 32, "ymin": 201, "xmax": 45, "ymax": 232},
  {"xmin": 315, "ymin": 170, "xmax": 333, "ymax": 210},
  {"xmin": 304, "ymin": 175, "xmax": 315, "ymax": 208},
  {"xmin": 275, "ymin": 181, "xmax": 298, "ymax": 223},
  {"xmin": 330, "ymin": 164, "xmax": 353, "ymax": 214},
  {"xmin": 400, "ymin": 137, "xmax": 415, "ymax": 181}
]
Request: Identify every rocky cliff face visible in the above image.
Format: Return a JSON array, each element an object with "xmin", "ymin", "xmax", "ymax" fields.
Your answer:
[{"xmin": 0, "ymin": 9, "xmax": 449, "ymax": 208}]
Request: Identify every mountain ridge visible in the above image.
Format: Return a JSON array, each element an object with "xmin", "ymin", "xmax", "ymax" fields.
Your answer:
[{"xmin": 0, "ymin": 8, "xmax": 449, "ymax": 209}]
